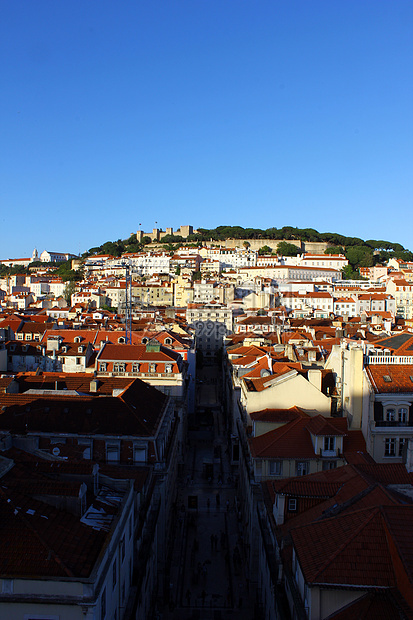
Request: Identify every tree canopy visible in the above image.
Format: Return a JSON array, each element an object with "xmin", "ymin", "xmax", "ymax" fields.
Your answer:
[{"xmin": 79, "ymin": 225, "xmax": 412, "ymax": 273}]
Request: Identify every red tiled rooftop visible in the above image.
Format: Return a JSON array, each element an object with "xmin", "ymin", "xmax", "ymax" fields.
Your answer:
[{"xmin": 291, "ymin": 507, "xmax": 397, "ymax": 587}]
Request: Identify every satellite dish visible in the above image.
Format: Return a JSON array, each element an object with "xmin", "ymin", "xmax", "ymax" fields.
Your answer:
[{"xmin": 52, "ymin": 447, "xmax": 60, "ymax": 456}]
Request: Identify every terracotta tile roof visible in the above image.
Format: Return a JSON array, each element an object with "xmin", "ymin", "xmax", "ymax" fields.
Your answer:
[
  {"xmin": 306, "ymin": 415, "xmax": 347, "ymax": 437},
  {"xmin": 42, "ymin": 328, "xmax": 98, "ymax": 345},
  {"xmin": 0, "ymin": 484, "xmax": 106, "ymax": 579},
  {"xmin": 0, "ymin": 378, "xmax": 167, "ymax": 437},
  {"xmin": 291, "ymin": 506, "xmax": 398, "ymax": 587},
  {"xmin": 249, "ymin": 418, "xmax": 316, "ymax": 459},
  {"xmin": 327, "ymin": 590, "xmax": 413, "ymax": 620},
  {"xmin": 282, "ymin": 331, "xmax": 312, "ymax": 343},
  {"xmin": 355, "ymin": 463, "xmax": 413, "ymax": 486},
  {"xmin": 366, "ymin": 364, "xmax": 413, "ymax": 393},
  {"xmin": 98, "ymin": 342, "xmax": 181, "ymax": 363},
  {"xmin": 250, "ymin": 416, "xmax": 366, "ymax": 461},
  {"xmin": 271, "ymin": 463, "xmax": 413, "ymax": 538},
  {"xmin": 271, "ymin": 478, "xmax": 343, "ymax": 499},
  {"xmin": 244, "ymin": 363, "xmax": 304, "ymax": 392},
  {"xmin": 250, "ymin": 406, "xmax": 307, "ymax": 423}
]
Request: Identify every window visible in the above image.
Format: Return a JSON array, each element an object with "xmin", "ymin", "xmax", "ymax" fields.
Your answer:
[
  {"xmin": 76, "ymin": 357, "xmax": 81, "ymax": 365},
  {"xmin": 386, "ymin": 409, "xmax": 396, "ymax": 422},
  {"xmin": 2, "ymin": 579, "xmax": 13, "ymax": 594},
  {"xmin": 106, "ymin": 444, "xmax": 120, "ymax": 462},
  {"xmin": 288, "ymin": 498, "xmax": 297, "ymax": 511},
  {"xmin": 269, "ymin": 461, "xmax": 282, "ymax": 476},
  {"xmin": 165, "ymin": 363, "xmax": 173, "ymax": 373},
  {"xmin": 132, "ymin": 362, "xmax": 140, "ymax": 372},
  {"xmin": 149, "ymin": 363, "xmax": 157, "ymax": 373},
  {"xmin": 133, "ymin": 446, "xmax": 146, "ymax": 463},
  {"xmin": 324, "ymin": 437, "xmax": 335, "ymax": 451},
  {"xmin": 99, "ymin": 362, "xmax": 107, "ymax": 372},
  {"xmin": 296, "ymin": 461, "xmax": 309, "ymax": 476},
  {"xmin": 384, "ymin": 438, "xmax": 396, "ymax": 457},
  {"xmin": 322, "ymin": 460, "xmax": 337, "ymax": 470},
  {"xmin": 114, "ymin": 362, "xmax": 125, "ymax": 373},
  {"xmin": 399, "ymin": 408, "xmax": 408, "ymax": 423},
  {"xmin": 399, "ymin": 438, "xmax": 407, "ymax": 457}
]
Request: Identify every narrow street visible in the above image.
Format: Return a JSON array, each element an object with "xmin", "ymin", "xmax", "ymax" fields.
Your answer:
[{"xmin": 159, "ymin": 360, "xmax": 259, "ymax": 619}]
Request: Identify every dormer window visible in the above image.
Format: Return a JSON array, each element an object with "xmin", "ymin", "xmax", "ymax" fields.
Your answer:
[
  {"xmin": 165, "ymin": 337, "xmax": 172, "ymax": 345},
  {"xmin": 74, "ymin": 336, "xmax": 81, "ymax": 343},
  {"xmin": 114, "ymin": 362, "xmax": 125, "ymax": 373},
  {"xmin": 165, "ymin": 364, "xmax": 173, "ymax": 373},
  {"xmin": 324, "ymin": 437, "xmax": 335, "ymax": 451},
  {"xmin": 288, "ymin": 498, "xmax": 297, "ymax": 512},
  {"xmin": 99, "ymin": 362, "xmax": 107, "ymax": 372},
  {"xmin": 142, "ymin": 337, "xmax": 148, "ymax": 344},
  {"xmin": 132, "ymin": 362, "xmax": 140, "ymax": 372},
  {"xmin": 118, "ymin": 337, "xmax": 125, "ymax": 344},
  {"xmin": 78, "ymin": 345, "xmax": 84, "ymax": 353}
]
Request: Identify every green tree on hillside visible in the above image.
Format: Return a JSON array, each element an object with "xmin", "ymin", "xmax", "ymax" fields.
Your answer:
[
  {"xmin": 277, "ymin": 241, "xmax": 301, "ymax": 256},
  {"xmin": 258, "ymin": 245, "xmax": 273, "ymax": 255}
]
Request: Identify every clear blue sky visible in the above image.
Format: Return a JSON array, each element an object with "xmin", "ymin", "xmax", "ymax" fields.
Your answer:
[{"xmin": 1, "ymin": 0, "xmax": 412, "ymax": 258}]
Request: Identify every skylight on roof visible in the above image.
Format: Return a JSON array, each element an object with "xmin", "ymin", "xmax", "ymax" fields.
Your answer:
[{"xmin": 383, "ymin": 375, "xmax": 392, "ymax": 382}]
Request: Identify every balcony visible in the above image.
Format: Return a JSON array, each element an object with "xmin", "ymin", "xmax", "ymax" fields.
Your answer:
[
  {"xmin": 375, "ymin": 420, "xmax": 412, "ymax": 428},
  {"xmin": 321, "ymin": 449, "xmax": 337, "ymax": 458}
]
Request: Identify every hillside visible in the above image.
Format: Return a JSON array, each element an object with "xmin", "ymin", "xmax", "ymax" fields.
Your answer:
[{"xmin": 83, "ymin": 225, "xmax": 412, "ymax": 278}]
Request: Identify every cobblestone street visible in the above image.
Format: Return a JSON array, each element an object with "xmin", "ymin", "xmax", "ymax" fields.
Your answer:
[{"xmin": 158, "ymin": 362, "xmax": 259, "ymax": 619}]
